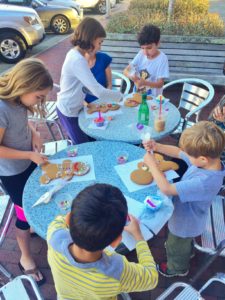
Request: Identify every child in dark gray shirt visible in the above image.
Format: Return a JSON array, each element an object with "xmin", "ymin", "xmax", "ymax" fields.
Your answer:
[{"xmin": 143, "ymin": 121, "xmax": 225, "ymax": 277}]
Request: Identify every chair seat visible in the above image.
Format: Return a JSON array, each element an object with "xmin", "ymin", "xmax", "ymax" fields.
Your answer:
[
  {"xmin": 173, "ymin": 286, "xmax": 201, "ymax": 300},
  {"xmin": 43, "ymin": 139, "xmax": 72, "ymax": 156}
]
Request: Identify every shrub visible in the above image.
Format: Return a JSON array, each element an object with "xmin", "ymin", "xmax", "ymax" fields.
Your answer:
[{"xmin": 106, "ymin": 0, "xmax": 225, "ymax": 36}]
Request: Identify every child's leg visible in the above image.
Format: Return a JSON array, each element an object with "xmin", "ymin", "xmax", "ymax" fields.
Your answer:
[
  {"xmin": 0, "ymin": 163, "xmax": 45, "ymax": 285},
  {"xmin": 166, "ymin": 232, "xmax": 193, "ymax": 273},
  {"xmin": 56, "ymin": 107, "xmax": 90, "ymax": 144}
]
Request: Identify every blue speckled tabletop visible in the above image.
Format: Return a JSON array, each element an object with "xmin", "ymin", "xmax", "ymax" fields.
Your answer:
[
  {"xmin": 78, "ymin": 103, "xmax": 180, "ymax": 143},
  {"xmin": 23, "ymin": 141, "xmax": 173, "ymax": 239}
]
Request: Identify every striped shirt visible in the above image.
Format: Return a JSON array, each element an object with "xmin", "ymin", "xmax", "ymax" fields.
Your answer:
[{"xmin": 47, "ymin": 216, "xmax": 158, "ymax": 300}]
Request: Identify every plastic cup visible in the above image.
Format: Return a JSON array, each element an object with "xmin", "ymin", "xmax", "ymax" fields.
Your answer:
[
  {"xmin": 67, "ymin": 146, "xmax": 78, "ymax": 157},
  {"xmin": 153, "ymin": 111, "xmax": 167, "ymax": 132},
  {"xmin": 54, "ymin": 192, "xmax": 73, "ymax": 214},
  {"xmin": 116, "ymin": 152, "xmax": 129, "ymax": 164}
]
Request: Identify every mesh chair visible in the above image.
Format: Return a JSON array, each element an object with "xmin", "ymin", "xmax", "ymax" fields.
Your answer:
[
  {"xmin": 163, "ymin": 78, "xmax": 215, "ymax": 135},
  {"xmin": 156, "ymin": 272, "xmax": 225, "ymax": 300},
  {"xmin": 0, "ymin": 275, "xmax": 44, "ymax": 300},
  {"xmin": 112, "ymin": 71, "xmax": 131, "ymax": 94}
]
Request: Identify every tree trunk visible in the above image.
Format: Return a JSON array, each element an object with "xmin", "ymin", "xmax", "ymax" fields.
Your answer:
[{"xmin": 168, "ymin": 0, "xmax": 175, "ymax": 21}]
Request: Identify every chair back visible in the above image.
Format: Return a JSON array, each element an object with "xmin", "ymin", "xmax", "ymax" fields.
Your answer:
[
  {"xmin": 163, "ymin": 78, "xmax": 214, "ymax": 132},
  {"xmin": 194, "ymin": 195, "xmax": 225, "ymax": 257},
  {"xmin": 179, "ymin": 82, "xmax": 209, "ymax": 118},
  {"xmin": 112, "ymin": 71, "xmax": 131, "ymax": 94},
  {"xmin": 0, "ymin": 275, "xmax": 44, "ymax": 300}
]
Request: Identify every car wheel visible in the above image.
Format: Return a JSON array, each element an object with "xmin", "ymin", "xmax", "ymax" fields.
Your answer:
[
  {"xmin": 96, "ymin": 0, "xmax": 106, "ymax": 14},
  {"xmin": 51, "ymin": 15, "xmax": 70, "ymax": 34},
  {"xmin": 0, "ymin": 33, "xmax": 26, "ymax": 64}
]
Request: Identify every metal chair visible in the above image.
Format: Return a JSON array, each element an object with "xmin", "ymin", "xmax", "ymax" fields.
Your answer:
[
  {"xmin": 190, "ymin": 194, "xmax": 225, "ymax": 283},
  {"xmin": 163, "ymin": 78, "xmax": 215, "ymax": 135},
  {"xmin": 112, "ymin": 71, "xmax": 131, "ymax": 94},
  {"xmin": 0, "ymin": 274, "xmax": 44, "ymax": 300},
  {"xmin": 0, "ymin": 181, "xmax": 14, "ymax": 280},
  {"xmin": 29, "ymin": 83, "xmax": 65, "ymax": 141},
  {"xmin": 156, "ymin": 272, "xmax": 225, "ymax": 300}
]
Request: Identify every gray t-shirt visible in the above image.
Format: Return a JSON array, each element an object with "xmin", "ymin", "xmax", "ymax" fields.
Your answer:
[
  {"xmin": 0, "ymin": 100, "xmax": 32, "ymax": 176},
  {"xmin": 168, "ymin": 151, "xmax": 225, "ymax": 238}
]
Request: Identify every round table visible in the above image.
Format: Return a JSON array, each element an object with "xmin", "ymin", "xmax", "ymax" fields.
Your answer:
[
  {"xmin": 23, "ymin": 141, "xmax": 173, "ymax": 240},
  {"xmin": 78, "ymin": 102, "xmax": 181, "ymax": 144}
]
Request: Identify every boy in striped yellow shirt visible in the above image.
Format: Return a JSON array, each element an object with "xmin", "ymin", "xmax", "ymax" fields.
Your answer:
[{"xmin": 47, "ymin": 183, "xmax": 158, "ymax": 299}]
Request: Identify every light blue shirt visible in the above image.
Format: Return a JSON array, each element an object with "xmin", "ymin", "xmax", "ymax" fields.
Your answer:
[{"xmin": 168, "ymin": 152, "xmax": 225, "ymax": 238}]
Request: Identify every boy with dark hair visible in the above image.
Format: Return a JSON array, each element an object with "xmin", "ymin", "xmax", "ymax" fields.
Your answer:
[
  {"xmin": 143, "ymin": 121, "xmax": 225, "ymax": 277},
  {"xmin": 124, "ymin": 24, "xmax": 169, "ymax": 97},
  {"xmin": 47, "ymin": 183, "xmax": 158, "ymax": 299}
]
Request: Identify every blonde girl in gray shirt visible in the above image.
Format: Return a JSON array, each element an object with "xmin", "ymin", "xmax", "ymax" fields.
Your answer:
[{"xmin": 0, "ymin": 58, "xmax": 53, "ymax": 285}]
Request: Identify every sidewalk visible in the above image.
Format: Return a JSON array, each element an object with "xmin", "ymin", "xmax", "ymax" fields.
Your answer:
[{"xmin": 0, "ymin": 1, "xmax": 225, "ymax": 299}]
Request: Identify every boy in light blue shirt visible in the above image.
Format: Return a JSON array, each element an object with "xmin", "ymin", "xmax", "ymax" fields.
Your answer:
[{"xmin": 143, "ymin": 121, "xmax": 225, "ymax": 277}]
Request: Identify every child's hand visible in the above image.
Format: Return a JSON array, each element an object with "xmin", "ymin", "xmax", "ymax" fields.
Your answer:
[
  {"xmin": 213, "ymin": 105, "xmax": 225, "ymax": 122},
  {"xmin": 124, "ymin": 214, "xmax": 143, "ymax": 241},
  {"xmin": 135, "ymin": 78, "xmax": 146, "ymax": 89},
  {"xmin": 143, "ymin": 139, "xmax": 157, "ymax": 152},
  {"xmin": 32, "ymin": 130, "xmax": 43, "ymax": 153},
  {"xmin": 144, "ymin": 152, "xmax": 157, "ymax": 168},
  {"xmin": 29, "ymin": 151, "xmax": 48, "ymax": 165}
]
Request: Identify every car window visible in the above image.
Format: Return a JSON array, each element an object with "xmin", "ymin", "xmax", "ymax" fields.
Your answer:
[{"xmin": 7, "ymin": 0, "xmax": 27, "ymax": 4}]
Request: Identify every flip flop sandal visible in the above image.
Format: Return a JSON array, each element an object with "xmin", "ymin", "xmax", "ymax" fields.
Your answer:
[{"xmin": 18, "ymin": 262, "xmax": 46, "ymax": 286}]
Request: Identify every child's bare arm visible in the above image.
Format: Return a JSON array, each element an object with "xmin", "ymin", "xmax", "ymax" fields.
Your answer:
[
  {"xmin": 0, "ymin": 127, "xmax": 48, "ymax": 165},
  {"xmin": 143, "ymin": 140, "xmax": 181, "ymax": 159},
  {"xmin": 144, "ymin": 153, "xmax": 178, "ymax": 196}
]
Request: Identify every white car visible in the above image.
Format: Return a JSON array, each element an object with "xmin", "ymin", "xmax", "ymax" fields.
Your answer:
[
  {"xmin": 0, "ymin": 4, "xmax": 45, "ymax": 63},
  {"xmin": 43, "ymin": 0, "xmax": 83, "ymax": 18},
  {"xmin": 76, "ymin": 0, "xmax": 116, "ymax": 14}
]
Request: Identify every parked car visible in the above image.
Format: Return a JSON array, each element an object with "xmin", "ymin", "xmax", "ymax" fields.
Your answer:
[
  {"xmin": 76, "ymin": 0, "xmax": 116, "ymax": 14},
  {"xmin": 0, "ymin": 0, "xmax": 80, "ymax": 34},
  {"xmin": 0, "ymin": 4, "xmax": 45, "ymax": 63},
  {"xmin": 43, "ymin": 0, "xmax": 83, "ymax": 18}
]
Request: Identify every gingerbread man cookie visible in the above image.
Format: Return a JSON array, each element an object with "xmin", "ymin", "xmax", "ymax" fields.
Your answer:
[
  {"xmin": 130, "ymin": 153, "xmax": 179, "ymax": 185},
  {"xmin": 40, "ymin": 160, "xmax": 90, "ymax": 184},
  {"xmin": 87, "ymin": 103, "xmax": 120, "ymax": 114}
]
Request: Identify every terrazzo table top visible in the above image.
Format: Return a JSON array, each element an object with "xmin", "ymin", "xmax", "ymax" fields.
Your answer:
[
  {"xmin": 23, "ymin": 141, "xmax": 173, "ymax": 239},
  {"xmin": 78, "ymin": 102, "xmax": 180, "ymax": 143}
]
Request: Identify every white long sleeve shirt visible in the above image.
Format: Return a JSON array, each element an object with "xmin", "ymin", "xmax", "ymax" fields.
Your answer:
[{"xmin": 57, "ymin": 48, "xmax": 122, "ymax": 117}]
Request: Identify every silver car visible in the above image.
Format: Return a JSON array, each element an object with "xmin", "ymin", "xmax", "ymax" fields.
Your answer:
[
  {"xmin": 76, "ymin": 0, "xmax": 116, "ymax": 14},
  {"xmin": 44, "ymin": 0, "xmax": 83, "ymax": 18},
  {"xmin": 1, "ymin": 0, "xmax": 81, "ymax": 34},
  {"xmin": 0, "ymin": 4, "xmax": 45, "ymax": 63}
]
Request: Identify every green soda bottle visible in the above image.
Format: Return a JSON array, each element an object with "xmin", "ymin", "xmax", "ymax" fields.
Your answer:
[{"xmin": 138, "ymin": 93, "xmax": 149, "ymax": 126}]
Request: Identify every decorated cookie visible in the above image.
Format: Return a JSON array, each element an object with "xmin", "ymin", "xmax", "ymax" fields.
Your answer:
[
  {"xmin": 87, "ymin": 102, "xmax": 120, "ymax": 114},
  {"xmin": 73, "ymin": 162, "xmax": 90, "ymax": 176},
  {"xmin": 130, "ymin": 153, "xmax": 179, "ymax": 185},
  {"xmin": 124, "ymin": 99, "xmax": 139, "ymax": 107},
  {"xmin": 40, "ymin": 160, "xmax": 90, "ymax": 184}
]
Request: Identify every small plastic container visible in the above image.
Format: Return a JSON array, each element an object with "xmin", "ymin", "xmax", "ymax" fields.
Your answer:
[
  {"xmin": 116, "ymin": 152, "xmax": 129, "ymax": 164},
  {"xmin": 144, "ymin": 195, "xmax": 163, "ymax": 211},
  {"xmin": 94, "ymin": 117, "xmax": 105, "ymax": 127},
  {"xmin": 54, "ymin": 192, "xmax": 73, "ymax": 214},
  {"xmin": 67, "ymin": 146, "xmax": 78, "ymax": 157}
]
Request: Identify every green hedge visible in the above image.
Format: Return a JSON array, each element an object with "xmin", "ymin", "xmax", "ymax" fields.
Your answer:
[{"xmin": 106, "ymin": 0, "xmax": 225, "ymax": 36}]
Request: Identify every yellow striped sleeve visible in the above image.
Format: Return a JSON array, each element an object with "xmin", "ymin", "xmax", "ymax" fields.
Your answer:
[
  {"xmin": 47, "ymin": 215, "xmax": 67, "ymax": 242},
  {"xmin": 120, "ymin": 241, "xmax": 158, "ymax": 292}
]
